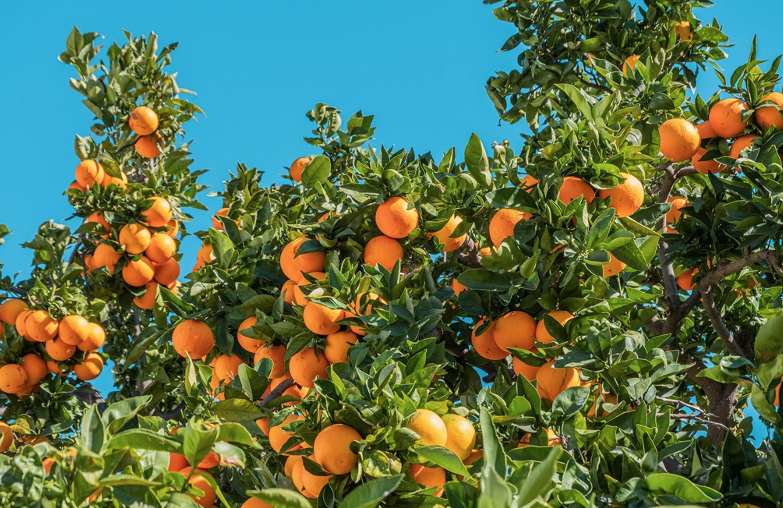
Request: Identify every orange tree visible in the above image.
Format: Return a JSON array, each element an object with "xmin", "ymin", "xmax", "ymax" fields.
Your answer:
[{"xmin": 2, "ymin": 1, "xmax": 783, "ymax": 507}]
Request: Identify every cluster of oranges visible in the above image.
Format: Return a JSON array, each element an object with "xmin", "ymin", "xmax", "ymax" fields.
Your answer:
[
  {"xmin": 130, "ymin": 106, "xmax": 164, "ymax": 158},
  {"xmin": 0, "ymin": 299, "xmax": 106, "ymax": 396}
]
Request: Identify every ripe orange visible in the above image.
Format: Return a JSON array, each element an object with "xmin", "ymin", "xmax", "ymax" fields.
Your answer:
[
  {"xmin": 86, "ymin": 211, "xmax": 110, "ymax": 238},
  {"xmin": 658, "ymin": 118, "xmax": 700, "ymax": 162},
  {"xmin": 141, "ymin": 197, "xmax": 173, "ymax": 228},
  {"xmin": 197, "ymin": 244, "xmax": 213, "ymax": 264},
  {"xmin": 281, "ymin": 280, "xmax": 296, "ymax": 304},
  {"xmin": 409, "ymin": 464, "xmax": 446, "ymax": 497},
  {"xmin": 179, "ymin": 467, "xmax": 216, "ymax": 507},
  {"xmin": 313, "ymin": 424, "xmax": 362, "ymax": 474},
  {"xmin": 375, "ymin": 196, "xmax": 419, "ymax": 238},
  {"xmin": 254, "ymin": 344, "xmax": 287, "ymax": 378},
  {"xmin": 520, "ymin": 174, "xmax": 538, "ymax": 190},
  {"xmin": 519, "ymin": 428, "xmax": 560, "ymax": 447},
  {"xmin": 406, "ymin": 409, "xmax": 447, "ymax": 447},
  {"xmin": 237, "ymin": 316, "xmax": 265, "ymax": 353},
  {"xmin": 0, "ymin": 422, "xmax": 12, "ymax": 452},
  {"xmin": 441, "ymin": 414, "xmax": 476, "ymax": 461},
  {"xmin": 300, "ymin": 463, "xmax": 333, "ymax": 497},
  {"xmin": 153, "ymin": 258, "xmax": 180, "ymax": 287},
  {"xmin": 69, "ymin": 180, "xmax": 86, "ymax": 192},
  {"xmin": 289, "ymin": 157, "xmax": 311, "ymax": 183},
  {"xmin": 100, "ymin": 170, "xmax": 128, "ymax": 190},
  {"xmin": 172, "ymin": 320, "xmax": 215, "ymax": 359},
  {"xmin": 289, "ymin": 347, "xmax": 330, "ymax": 388},
  {"xmin": 59, "ymin": 315, "xmax": 90, "ymax": 345},
  {"xmin": 493, "ymin": 311, "xmax": 536, "ymax": 352},
  {"xmin": 0, "ymin": 299, "xmax": 28, "ymax": 324},
  {"xmin": 558, "ymin": 176, "xmax": 595, "ymax": 204},
  {"xmin": 535, "ymin": 360, "xmax": 581, "ymax": 401},
  {"xmin": 598, "ymin": 173, "xmax": 644, "ymax": 217},
  {"xmin": 269, "ymin": 414, "xmax": 304, "ymax": 454},
  {"xmin": 168, "ymin": 452, "xmax": 189, "ymax": 472},
  {"xmin": 133, "ymin": 282, "xmax": 159, "ymax": 310},
  {"xmin": 263, "ymin": 374, "xmax": 310, "ymax": 406},
  {"xmin": 729, "ymin": 134, "xmax": 757, "ymax": 159},
  {"xmin": 709, "ymin": 98, "xmax": 749, "ymax": 138},
  {"xmin": 303, "ymin": 302, "xmax": 344, "ymax": 336},
  {"xmin": 451, "ymin": 278, "xmax": 467, "ymax": 296},
  {"xmin": 603, "ymin": 252, "xmax": 626, "ymax": 277},
  {"xmin": 622, "ymin": 54, "xmax": 639, "ymax": 75},
  {"xmin": 119, "ymin": 224, "xmax": 151, "ymax": 255},
  {"xmin": 293, "ymin": 272, "xmax": 326, "ymax": 307},
  {"xmin": 78, "ymin": 323, "xmax": 106, "ymax": 352},
  {"xmin": 364, "ymin": 236, "xmax": 403, "ymax": 270},
  {"xmin": 489, "ymin": 209, "xmax": 530, "ymax": 248},
  {"xmin": 428, "ymin": 215, "xmax": 467, "ymax": 252},
  {"xmin": 212, "ymin": 208, "xmax": 229, "ymax": 230},
  {"xmin": 73, "ymin": 353, "xmax": 104, "ymax": 381},
  {"xmin": 291, "ymin": 456, "xmax": 316, "ymax": 499},
  {"xmin": 692, "ymin": 147, "xmax": 723, "ymax": 174},
  {"xmin": 696, "ymin": 121, "xmax": 717, "ymax": 139},
  {"xmin": 324, "ymin": 331, "xmax": 358, "ymax": 364},
  {"xmin": 676, "ymin": 268, "xmax": 697, "ymax": 291},
  {"xmin": 93, "ymin": 243, "xmax": 121, "ymax": 273},
  {"xmin": 0, "ymin": 363, "xmax": 28, "ymax": 394},
  {"xmin": 241, "ymin": 498, "xmax": 274, "ymax": 508},
  {"xmin": 512, "ymin": 356, "xmax": 540, "ymax": 382},
  {"xmin": 587, "ymin": 390, "xmax": 618, "ymax": 418},
  {"xmin": 214, "ymin": 354, "xmax": 244, "ymax": 381},
  {"xmin": 122, "ymin": 256, "xmax": 155, "ymax": 287},
  {"xmin": 535, "ymin": 310, "xmax": 574, "ymax": 344},
  {"xmin": 145, "ymin": 233, "xmax": 176, "ymax": 263},
  {"xmin": 256, "ymin": 417, "xmax": 270, "ymax": 437},
  {"xmin": 135, "ymin": 134, "xmax": 162, "ymax": 158},
  {"xmin": 47, "ymin": 361, "xmax": 66, "ymax": 376},
  {"xmin": 280, "ymin": 237, "xmax": 326, "ymax": 282},
  {"xmin": 165, "ymin": 219, "xmax": 180, "ymax": 239},
  {"xmin": 45, "ymin": 338, "xmax": 76, "ymax": 362},
  {"xmin": 471, "ymin": 319, "xmax": 507, "ymax": 361},
  {"xmin": 756, "ymin": 92, "xmax": 783, "ymax": 131},
  {"xmin": 74, "ymin": 160, "xmax": 105, "ymax": 188},
  {"xmin": 346, "ymin": 293, "xmax": 384, "ymax": 336},
  {"xmin": 666, "ymin": 197, "xmax": 687, "ymax": 229},
  {"xmin": 14, "ymin": 310, "xmax": 32, "ymax": 340},
  {"xmin": 27, "ymin": 310, "xmax": 59, "ymax": 342},
  {"xmin": 129, "ymin": 106, "xmax": 159, "ymax": 135}
]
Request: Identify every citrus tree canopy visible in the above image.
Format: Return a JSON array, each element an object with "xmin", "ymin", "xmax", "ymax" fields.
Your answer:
[{"xmin": 2, "ymin": 2, "xmax": 783, "ymax": 507}]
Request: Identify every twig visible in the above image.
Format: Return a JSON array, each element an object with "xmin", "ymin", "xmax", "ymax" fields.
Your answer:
[
  {"xmin": 258, "ymin": 377, "xmax": 295, "ymax": 408},
  {"xmin": 576, "ymin": 76, "xmax": 612, "ymax": 94},
  {"xmin": 3, "ymin": 286, "xmax": 28, "ymax": 297},
  {"xmin": 656, "ymin": 396, "xmax": 709, "ymax": 415},
  {"xmin": 149, "ymin": 402, "xmax": 186, "ymax": 420},
  {"xmin": 700, "ymin": 286, "xmax": 746, "ymax": 358},
  {"xmin": 662, "ymin": 412, "xmax": 730, "ymax": 431}
]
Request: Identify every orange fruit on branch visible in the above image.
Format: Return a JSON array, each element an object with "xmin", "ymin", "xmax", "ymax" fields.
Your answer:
[
  {"xmin": 658, "ymin": 118, "xmax": 700, "ymax": 162},
  {"xmin": 324, "ymin": 330, "xmax": 358, "ymax": 364},
  {"xmin": 375, "ymin": 196, "xmax": 419, "ymax": 238},
  {"xmin": 237, "ymin": 316, "xmax": 265, "ymax": 353},
  {"xmin": 0, "ymin": 364, "xmax": 28, "ymax": 394},
  {"xmin": 254, "ymin": 344, "xmax": 287, "ymax": 378},
  {"xmin": 122, "ymin": 256, "xmax": 155, "ymax": 287},
  {"xmin": 303, "ymin": 301, "xmax": 344, "ymax": 336},
  {"xmin": 409, "ymin": 464, "xmax": 446, "ymax": 497},
  {"xmin": 73, "ymin": 353, "xmax": 104, "ymax": 381},
  {"xmin": 535, "ymin": 310, "xmax": 573, "ymax": 344},
  {"xmin": 20, "ymin": 353, "xmax": 47, "ymax": 385},
  {"xmin": 406, "ymin": 408, "xmax": 447, "ymax": 447},
  {"xmin": 313, "ymin": 423, "xmax": 362, "ymax": 474},
  {"xmin": 129, "ymin": 106, "xmax": 159, "ymax": 136},
  {"xmin": 428, "ymin": 215, "xmax": 467, "ymax": 252},
  {"xmin": 535, "ymin": 360, "xmax": 581, "ymax": 401},
  {"xmin": 558, "ymin": 176, "xmax": 595, "ymax": 204},
  {"xmin": 119, "ymin": 223, "xmax": 151, "ymax": 255},
  {"xmin": 756, "ymin": 92, "xmax": 783, "ymax": 131},
  {"xmin": 493, "ymin": 311, "xmax": 536, "ymax": 353},
  {"xmin": 512, "ymin": 355, "xmax": 540, "ymax": 381},
  {"xmin": 0, "ymin": 299, "xmax": 28, "ymax": 324},
  {"xmin": 86, "ymin": 212, "xmax": 110, "ymax": 238},
  {"xmin": 729, "ymin": 134, "xmax": 758, "ymax": 159},
  {"xmin": 93, "ymin": 243, "xmax": 121, "ymax": 273},
  {"xmin": 78, "ymin": 323, "xmax": 106, "ymax": 351},
  {"xmin": 709, "ymin": 98, "xmax": 749, "ymax": 138},
  {"xmin": 603, "ymin": 252, "xmax": 626, "ymax": 277},
  {"xmin": 74, "ymin": 160, "xmax": 105, "ymax": 188},
  {"xmin": 471, "ymin": 318, "xmax": 507, "ymax": 361},
  {"xmin": 135, "ymin": 133, "xmax": 163, "ymax": 158},
  {"xmin": 172, "ymin": 320, "xmax": 215, "ymax": 359},
  {"xmin": 364, "ymin": 236, "xmax": 403, "ymax": 270},
  {"xmin": 598, "ymin": 172, "xmax": 644, "ymax": 217},
  {"xmin": 289, "ymin": 156, "xmax": 311, "ymax": 183},
  {"xmin": 280, "ymin": 237, "xmax": 325, "ymax": 282},
  {"xmin": 141, "ymin": 197, "xmax": 173, "ymax": 228},
  {"xmin": 45, "ymin": 338, "xmax": 76, "ymax": 362},
  {"xmin": 59, "ymin": 315, "xmax": 90, "ymax": 345},
  {"xmin": 489, "ymin": 209, "xmax": 529, "ymax": 248},
  {"xmin": 441, "ymin": 414, "xmax": 476, "ymax": 461},
  {"xmin": 289, "ymin": 347, "xmax": 330, "ymax": 388}
]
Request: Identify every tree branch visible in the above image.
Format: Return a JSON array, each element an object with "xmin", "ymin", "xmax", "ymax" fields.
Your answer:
[
  {"xmin": 663, "ymin": 412, "xmax": 730, "ymax": 431},
  {"xmin": 700, "ymin": 285, "xmax": 746, "ymax": 358},
  {"xmin": 456, "ymin": 236, "xmax": 483, "ymax": 268},
  {"xmin": 258, "ymin": 377, "xmax": 295, "ymax": 408},
  {"xmin": 149, "ymin": 402, "xmax": 186, "ymax": 420},
  {"xmin": 576, "ymin": 76, "xmax": 612, "ymax": 94}
]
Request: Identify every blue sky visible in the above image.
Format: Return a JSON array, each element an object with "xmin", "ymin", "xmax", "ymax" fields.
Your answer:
[{"xmin": 0, "ymin": 1, "xmax": 775, "ymax": 436}]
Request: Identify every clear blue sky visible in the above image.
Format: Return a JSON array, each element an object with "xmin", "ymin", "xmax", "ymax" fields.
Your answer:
[{"xmin": 0, "ymin": 1, "xmax": 774, "ymax": 437}]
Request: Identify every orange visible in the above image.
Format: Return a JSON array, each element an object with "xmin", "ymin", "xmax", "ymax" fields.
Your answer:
[
  {"xmin": 324, "ymin": 331, "xmax": 358, "ymax": 364},
  {"xmin": 441, "ymin": 414, "xmax": 476, "ymax": 461},
  {"xmin": 493, "ymin": 311, "xmax": 536, "ymax": 352},
  {"xmin": 346, "ymin": 293, "xmax": 384, "ymax": 336},
  {"xmin": 519, "ymin": 428, "xmax": 560, "ymax": 447},
  {"xmin": 58, "ymin": 315, "xmax": 90, "ymax": 345},
  {"xmin": 69, "ymin": 180, "xmax": 86, "ymax": 192},
  {"xmin": 666, "ymin": 197, "xmax": 687, "ymax": 233},
  {"xmin": 375, "ymin": 196, "xmax": 419, "ymax": 238},
  {"xmin": 172, "ymin": 320, "xmax": 215, "ymax": 359},
  {"xmin": 133, "ymin": 281, "xmax": 159, "ymax": 310},
  {"xmin": 289, "ymin": 156, "xmax": 311, "ymax": 183},
  {"xmin": 86, "ymin": 211, "xmax": 110, "ymax": 238},
  {"xmin": 756, "ymin": 92, "xmax": 783, "ymax": 131},
  {"xmin": 269, "ymin": 414, "xmax": 304, "ymax": 454},
  {"xmin": 47, "ymin": 361, "xmax": 67, "ymax": 376},
  {"xmin": 291, "ymin": 456, "xmax": 316, "ymax": 499},
  {"xmin": 676, "ymin": 268, "xmax": 698, "ymax": 291},
  {"xmin": 301, "ymin": 464, "xmax": 333, "ymax": 496},
  {"xmin": 73, "ymin": 353, "xmax": 104, "ymax": 381},
  {"xmin": 709, "ymin": 98, "xmax": 749, "ymax": 138},
  {"xmin": 364, "ymin": 236, "xmax": 403, "ymax": 270},
  {"xmin": 692, "ymin": 147, "xmax": 723, "ymax": 174},
  {"xmin": 237, "ymin": 316, "xmax": 265, "ymax": 353},
  {"xmin": 658, "ymin": 118, "xmax": 700, "ymax": 162},
  {"xmin": 93, "ymin": 243, "xmax": 121, "ymax": 273},
  {"xmin": 313, "ymin": 424, "xmax": 362, "ymax": 474},
  {"xmin": 254, "ymin": 344, "xmax": 287, "ymax": 378},
  {"xmin": 256, "ymin": 417, "xmax": 270, "ymax": 437},
  {"xmin": 520, "ymin": 174, "xmax": 538, "ymax": 190},
  {"xmin": 27, "ymin": 310, "xmax": 59, "ymax": 342},
  {"xmin": 535, "ymin": 310, "xmax": 573, "ymax": 344},
  {"xmin": 166, "ymin": 219, "xmax": 180, "ymax": 238},
  {"xmin": 535, "ymin": 360, "xmax": 580, "ymax": 401},
  {"xmin": 696, "ymin": 121, "xmax": 717, "ymax": 140},
  {"xmin": 673, "ymin": 21, "xmax": 692, "ymax": 41},
  {"xmin": 212, "ymin": 208, "xmax": 229, "ymax": 230},
  {"xmin": 603, "ymin": 252, "xmax": 626, "ymax": 277},
  {"xmin": 489, "ymin": 209, "xmax": 530, "ymax": 248},
  {"xmin": 451, "ymin": 278, "xmax": 467, "ymax": 296},
  {"xmin": 100, "ymin": 170, "xmax": 128, "ymax": 189},
  {"xmin": 153, "ymin": 258, "xmax": 180, "ymax": 286},
  {"xmin": 74, "ymin": 160, "xmax": 105, "ymax": 188},
  {"xmin": 168, "ymin": 452, "xmax": 189, "ymax": 472},
  {"xmin": 471, "ymin": 319, "xmax": 507, "ymax": 361},
  {"xmin": 622, "ymin": 54, "xmax": 639, "ymax": 75},
  {"xmin": 406, "ymin": 409, "xmax": 447, "ymax": 447},
  {"xmin": 145, "ymin": 233, "xmax": 176, "ymax": 263},
  {"xmin": 0, "ymin": 364, "xmax": 28, "ymax": 393},
  {"xmin": 197, "ymin": 244, "xmax": 214, "ymax": 264},
  {"xmin": 0, "ymin": 299, "xmax": 28, "ymax": 324},
  {"xmin": 284, "ymin": 454, "xmax": 304, "ymax": 478},
  {"xmin": 263, "ymin": 374, "xmax": 310, "ymax": 406},
  {"xmin": 428, "ymin": 215, "xmax": 467, "ymax": 252},
  {"xmin": 587, "ymin": 390, "xmax": 617, "ymax": 418},
  {"xmin": 281, "ymin": 280, "xmax": 296, "ymax": 304},
  {"xmin": 729, "ymin": 134, "xmax": 757, "ymax": 159},
  {"xmin": 141, "ymin": 197, "xmax": 173, "ymax": 228},
  {"xmin": 0, "ymin": 321, "xmax": 4, "ymax": 337},
  {"xmin": 129, "ymin": 106, "xmax": 159, "ymax": 135},
  {"xmin": 0, "ymin": 422, "xmax": 12, "ymax": 452},
  {"xmin": 479, "ymin": 246, "xmax": 492, "ymax": 256},
  {"xmin": 598, "ymin": 173, "xmax": 644, "ymax": 217},
  {"xmin": 122, "ymin": 256, "xmax": 155, "ymax": 287},
  {"xmin": 289, "ymin": 347, "xmax": 330, "ymax": 388},
  {"xmin": 409, "ymin": 464, "xmax": 446, "ymax": 497},
  {"xmin": 293, "ymin": 272, "xmax": 326, "ymax": 307},
  {"xmin": 214, "ymin": 354, "xmax": 244, "ymax": 381},
  {"xmin": 14, "ymin": 310, "xmax": 32, "ymax": 340},
  {"xmin": 558, "ymin": 176, "xmax": 595, "ymax": 204},
  {"xmin": 512, "ymin": 356, "xmax": 540, "ymax": 381},
  {"xmin": 280, "ymin": 237, "xmax": 326, "ymax": 282},
  {"xmin": 179, "ymin": 467, "xmax": 216, "ymax": 507},
  {"xmin": 463, "ymin": 449, "xmax": 483, "ymax": 467},
  {"xmin": 303, "ymin": 302, "xmax": 344, "ymax": 336},
  {"xmin": 241, "ymin": 499, "xmax": 274, "ymax": 508},
  {"xmin": 78, "ymin": 323, "xmax": 106, "ymax": 351},
  {"xmin": 135, "ymin": 134, "xmax": 162, "ymax": 158},
  {"xmin": 45, "ymin": 338, "xmax": 76, "ymax": 361}
]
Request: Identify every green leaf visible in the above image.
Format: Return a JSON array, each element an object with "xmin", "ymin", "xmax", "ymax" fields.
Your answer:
[
  {"xmin": 465, "ymin": 134, "xmax": 491, "ymax": 188},
  {"xmin": 645, "ymin": 473, "xmax": 722, "ymax": 502},
  {"xmin": 301, "ymin": 155, "xmax": 331, "ymax": 186},
  {"xmin": 238, "ymin": 295, "xmax": 277, "ymax": 316},
  {"xmin": 457, "ymin": 270, "xmax": 511, "ymax": 291},
  {"xmin": 339, "ymin": 475, "xmax": 404, "ymax": 508},
  {"xmin": 413, "ymin": 445, "xmax": 472, "ymax": 477},
  {"xmin": 213, "ymin": 399, "xmax": 263, "ymax": 422},
  {"xmin": 248, "ymin": 489, "xmax": 311, "ymax": 508},
  {"xmin": 102, "ymin": 396, "xmax": 151, "ymax": 435},
  {"xmin": 216, "ymin": 422, "xmax": 257, "ymax": 447},
  {"xmin": 551, "ymin": 386, "xmax": 590, "ymax": 421},
  {"xmin": 755, "ymin": 309, "xmax": 783, "ymax": 364},
  {"xmin": 479, "ymin": 405, "xmax": 505, "ymax": 477},
  {"xmin": 557, "ymin": 84, "xmax": 594, "ymax": 121},
  {"xmin": 105, "ymin": 429, "xmax": 180, "ymax": 453},
  {"xmin": 484, "ymin": 188, "xmax": 536, "ymax": 209},
  {"xmin": 515, "ymin": 446, "xmax": 562, "ymax": 506},
  {"xmin": 81, "ymin": 404, "xmax": 104, "ymax": 454},
  {"xmin": 182, "ymin": 424, "xmax": 218, "ymax": 467},
  {"xmin": 618, "ymin": 216, "xmax": 659, "ymax": 237}
]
